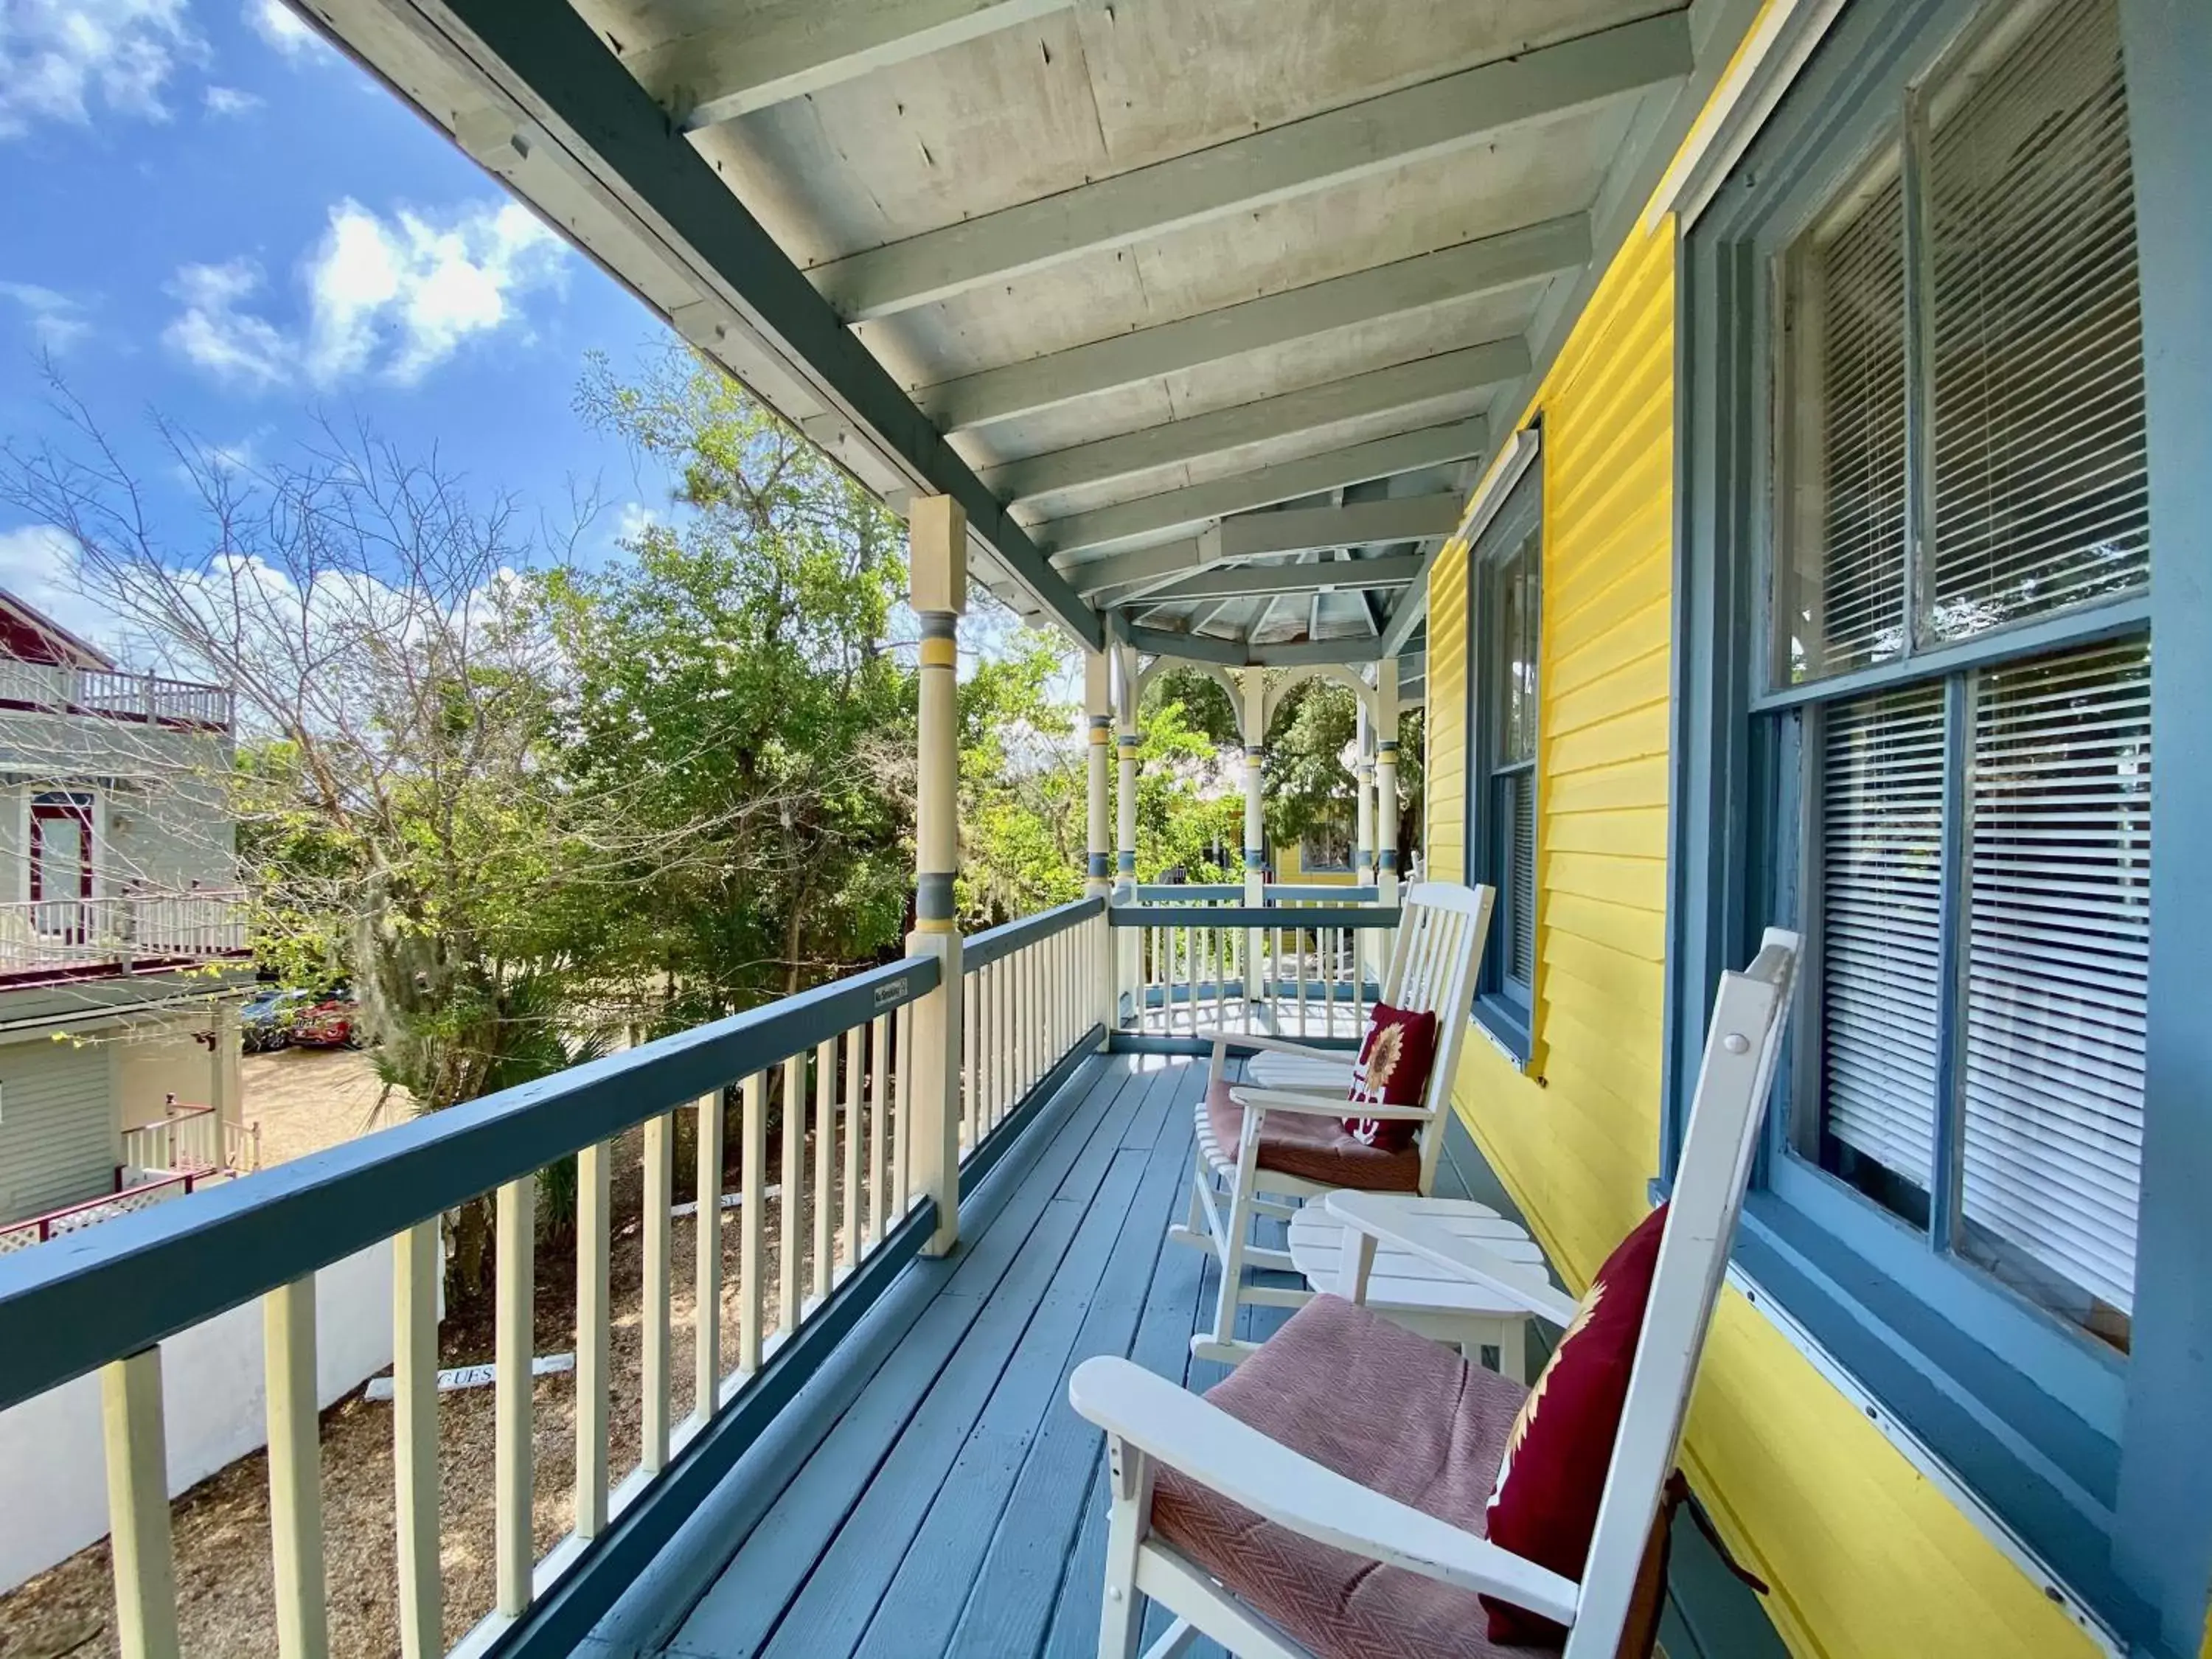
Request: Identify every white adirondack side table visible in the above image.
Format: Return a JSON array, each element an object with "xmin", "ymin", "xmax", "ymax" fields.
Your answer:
[{"xmin": 1285, "ymin": 1195, "xmax": 1554, "ymax": 1381}]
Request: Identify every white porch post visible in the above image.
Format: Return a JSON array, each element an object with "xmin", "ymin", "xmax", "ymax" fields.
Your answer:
[
  {"xmin": 1239, "ymin": 669, "xmax": 1267, "ymax": 903},
  {"xmin": 1239, "ymin": 669, "xmax": 1267, "ymax": 1008},
  {"xmin": 1354, "ymin": 702, "xmax": 1376, "ymax": 885},
  {"xmin": 1085, "ymin": 648, "xmax": 1115, "ymax": 1040},
  {"xmin": 1374, "ymin": 662, "xmax": 1401, "ymax": 913},
  {"xmin": 211, "ymin": 998, "xmax": 240, "ymax": 1138},
  {"xmin": 908, "ymin": 495, "xmax": 967, "ymax": 1257},
  {"xmin": 1113, "ymin": 639, "xmax": 1141, "ymax": 1014}
]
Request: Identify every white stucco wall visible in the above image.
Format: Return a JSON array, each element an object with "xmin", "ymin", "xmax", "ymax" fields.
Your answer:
[{"xmin": 0, "ymin": 1235, "xmax": 400, "ymax": 1592}]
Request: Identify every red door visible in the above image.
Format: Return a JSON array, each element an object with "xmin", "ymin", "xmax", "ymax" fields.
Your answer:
[{"xmin": 30, "ymin": 795, "xmax": 94, "ymax": 942}]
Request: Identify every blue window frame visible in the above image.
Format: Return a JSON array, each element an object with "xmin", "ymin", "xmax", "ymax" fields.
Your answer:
[
  {"xmin": 1668, "ymin": 0, "xmax": 2212, "ymax": 1649},
  {"xmin": 1462, "ymin": 442, "xmax": 1543, "ymax": 1061}
]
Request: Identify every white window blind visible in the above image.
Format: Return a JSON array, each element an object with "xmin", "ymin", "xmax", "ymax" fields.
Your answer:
[
  {"xmin": 1505, "ymin": 771, "xmax": 1536, "ymax": 987},
  {"xmin": 1925, "ymin": 0, "xmax": 2149, "ymax": 644},
  {"xmin": 1818, "ymin": 686, "xmax": 1946, "ymax": 1186},
  {"xmin": 1493, "ymin": 529, "xmax": 1540, "ymax": 995},
  {"xmin": 1961, "ymin": 639, "xmax": 2150, "ymax": 1317},
  {"xmin": 1786, "ymin": 155, "xmax": 1909, "ymax": 681}
]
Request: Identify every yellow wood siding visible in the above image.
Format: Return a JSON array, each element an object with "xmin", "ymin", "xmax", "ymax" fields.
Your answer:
[
  {"xmin": 1424, "ymin": 537, "xmax": 1468, "ymax": 883},
  {"xmin": 1423, "ymin": 212, "xmax": 2101, "ymax": 1658}
]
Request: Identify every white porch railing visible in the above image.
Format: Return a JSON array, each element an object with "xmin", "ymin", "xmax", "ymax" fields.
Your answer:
[
  {"xmin": 0, "ymin": 897, "xmax": 1108, "ymax": 1659},
  {"xmin": 961, "ymin": 899, "xmax": 1111, "ymax": 1157},
  {"xmin": 0, "ymin": 661, "xmax": 232, "ymax": 728},
  {"xmin": 0, "ymin": 889, "xmax": 250, "ymax": 974},
  {"xmin": 1112, "ymin": 897, "xmax": 1397, "ymax": 1042},
  {"xmin": 122, "ymin": 1107, "xmax": 258, "ymax": 1178}
]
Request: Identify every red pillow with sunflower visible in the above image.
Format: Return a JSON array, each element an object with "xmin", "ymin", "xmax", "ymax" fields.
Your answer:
[
  {"xmin": 1339, "ymin": 1001, "xmax": 1438, "ymax": 1150},
  {"xmin": 1481, "ymin": 1202, "xmax": 1670, "ymax": 1643}
]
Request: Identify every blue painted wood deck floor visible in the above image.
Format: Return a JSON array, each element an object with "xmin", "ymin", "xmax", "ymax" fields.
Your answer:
[{"xmin": 586, "ymin": 1049, "xmax": 1781, "ymax": 1659}]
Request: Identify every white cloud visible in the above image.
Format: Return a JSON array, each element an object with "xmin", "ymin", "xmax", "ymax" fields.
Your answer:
[
  {"xmin": 204, "ymin": 84, "xmax": 261, "ymax": 116},
  {"xmin": 0, "ymin": 524, "xmax": 114, "ymax": 646},
  {"xmin": 164, "ymin": 260, "xmax": 293, "ymax": 387},
  {"xmin": 0, "ymin": 0, "xmax": 201, "ymax": 138},
  {"xmin": 0, "ymin": 282, "xmax": 94, "ymax": 354},
  {"xmin": 613, "ymin": 501, "xmax": 659, "ymax": 544},
  {"xmin": 164, "ymin": 198, "xmax": 569, "ymax": 392},
  {"xmin": 243, "ymin": 0, "xmax": 324, "ymax": 58}
]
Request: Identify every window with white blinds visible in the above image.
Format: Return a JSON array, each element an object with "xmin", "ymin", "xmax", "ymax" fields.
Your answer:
[
  {"xmin": 1464, "ymin": 449, "xmax": 1543, "ymax": 1038},
  {"xmin": 1780, "ymin": 156, "xmax": 1910, "ymax": 681},
  {"xmin": 1491, "ymin": 529, "xmax": 1541, "ymax": 1004},
  {"xmin": 1816, "ymin": 686, "xmax": 1944, "ymax": 1211},
  {"xmin": 1961, "ymin": 639, "xmax": 2149, "ymax": 1338},
  {"xmin": 1779, "ymin": 0, "xmax": 2149, "ymax": 1349},
  {"xmin": 1925, "ymin": 0, "xmax": 2149, "ymax": 644},
  {"xmin": 1779, "ymin": 0, "xmax": 2146, "ymax": 684}
]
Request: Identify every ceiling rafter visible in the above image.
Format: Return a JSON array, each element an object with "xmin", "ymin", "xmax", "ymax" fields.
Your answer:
[
  {"xmin": 1140, "ymin": 552, "xmax": 1425, "ymax": 605},
  {"xmin": 807, "ymin": 13, "xmax": 1694, "ymax": 321},
  {"xmin": 978, "ymin": 336, "xmax": 1526, "ymax": 506},
  {"xmin": 1035, "ymin": 418, "xmax": 1488, "ymax": 557},
  {"xmin": 625, "ymin": 0, "xmax": 1079, "ymax": 131},
  {"xmin": 914, "ymin": 215, "xmax": 1587, "ymax": 433}
]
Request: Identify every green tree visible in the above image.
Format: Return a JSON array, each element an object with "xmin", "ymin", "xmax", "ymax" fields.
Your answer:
[
  {"xmin": 1261, "ymin": 677, "xmax": 1358, "ymax": 855},
  {"xmin": 549, "ymin": 345, "xmax": 917, "ymax": 1018},
  {"xmin": 1141, "ymin": 665, "xmax": 1240, "ymax": 748},
  {"xmin": 958, "ymin": 632, "xmax": 1085, "ymax": 926}
]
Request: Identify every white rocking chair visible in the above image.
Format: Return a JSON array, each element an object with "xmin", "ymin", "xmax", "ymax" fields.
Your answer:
[
  {"xmin": 1170, "ymin": 881, "xmax": 1494, "ymax": 1366},
  {"xmin": 1074, "ymin": 929, "xmax": 1800, "ymax": 1659}
]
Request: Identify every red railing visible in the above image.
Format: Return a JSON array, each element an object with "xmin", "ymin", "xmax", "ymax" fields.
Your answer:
[{"xmin": 0, "ymin": 1171, "xmax": 204, "ymax": 1255}]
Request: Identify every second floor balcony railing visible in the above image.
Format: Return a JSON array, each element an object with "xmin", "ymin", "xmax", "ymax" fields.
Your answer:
[
  {"xmin": 0, "ymin": 661, "xmax": 233, "ymax": 730},
  {"xmin": 0, "ymin": 889, "xmax": 251, "ymax": 978}
]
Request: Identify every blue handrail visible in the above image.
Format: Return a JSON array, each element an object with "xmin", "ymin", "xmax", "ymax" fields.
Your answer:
[
  {"xmin": 0, "ymin": 953, "xmax": 940, "ymax": 1413},
  {"xmin": 1108, "ymin": 904, "xmax": 1399, "ymax": 928},
  {"xmin": 964, "ymin": 894, "xmax": 1102, "ymax": 969}
]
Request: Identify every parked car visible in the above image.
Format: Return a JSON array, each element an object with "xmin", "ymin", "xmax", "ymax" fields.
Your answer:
[
  {"xmin": 288, "ymin": 990, "xmax": 361, "ymax": 1049},
  {"xmin": 240, "ymin": 987, "xmax": 315, "ymax": 1052}
]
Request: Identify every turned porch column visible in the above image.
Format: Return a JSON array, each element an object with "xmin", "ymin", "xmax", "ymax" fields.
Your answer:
[
  {"xmin": 1374, "ymin": 663, "xmax": 1400, "ymax": 913},
  {"xmin": 908, "ymin": 495, "xmax": 966, "ymax": 1256}
]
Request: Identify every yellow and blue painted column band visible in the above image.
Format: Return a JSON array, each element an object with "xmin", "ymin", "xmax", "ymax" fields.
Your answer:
[
  {"xmin": 915, "ymin": 611, "xmax": 959, "ymax": 928},
  {"xmin": 1088, "ymin": 714, "xmax": 1113, "ymax": 880},
  {"xmin": 1243, "ymin": 745, "xmax": 1266, "ymax": 870}
]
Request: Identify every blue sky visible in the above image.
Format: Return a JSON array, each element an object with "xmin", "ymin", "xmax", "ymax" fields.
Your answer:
[{"xmin": 0, "ymin": 0, "xmax": 680, "ymax": 638}]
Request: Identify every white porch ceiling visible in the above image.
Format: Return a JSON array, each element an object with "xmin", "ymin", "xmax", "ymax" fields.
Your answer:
[{"xmin": 296, "ymin": 0, "xmax": 1756, "ymax": 661}]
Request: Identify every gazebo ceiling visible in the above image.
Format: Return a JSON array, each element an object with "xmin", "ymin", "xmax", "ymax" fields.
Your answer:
[{"xmin": 305, "ymin": 0, "xmax": 1756, "ymax": 661}]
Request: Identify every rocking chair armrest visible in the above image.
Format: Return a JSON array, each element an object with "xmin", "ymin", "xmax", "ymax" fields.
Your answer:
[
  {"xmin": 1208, "ymin": 1032, "xmax": 1363, "ymax": 1063},
  {"xmin": 1228, "ymin": 1085, "xmax": 1430, "ymax": 1121},
  {"xmin": 1068, "ymin": 1356, "xmax": 1580, "ymax": 1627},
  {"xmin": 1324, "ymin": 1191, "xmax": 1581, "ymax": 1327}
]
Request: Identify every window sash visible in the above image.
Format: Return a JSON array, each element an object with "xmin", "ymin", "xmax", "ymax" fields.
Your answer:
[
  {"xmin": 1463, "ymin": 451, "xmax": 1543, "ymax": 1029},
  {"xmin": 1786, "ymin": 628, "xmax": 2151, "ymax": 1342},
  {"xmin": 1770, "ymin": 0, "xmax": 2148, "ymax": 697}
]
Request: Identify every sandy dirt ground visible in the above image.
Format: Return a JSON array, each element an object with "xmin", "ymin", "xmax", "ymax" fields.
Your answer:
[
  {"xmin": 240, "ymin": 1047, "xmax": 411, "ymax": 1168},
  {"xmin": 0, "ymin": 1076, "xmax": 872, "ymax": 1659}
]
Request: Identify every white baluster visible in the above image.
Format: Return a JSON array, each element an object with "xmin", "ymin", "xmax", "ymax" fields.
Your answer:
[
  {"xmin": 695, "ymin": 1092, "xmax": 723, "ymax": 1416},
  {"xmin": 394, "ymin": 1220, "xmax": 442, "ymax": 1654},
  {"xmin": 101, "ymin": 1349, "xmax": 179, "ymax": 1659},
  {"xmin": 641, "ymin": 1114, "xmax": 672, "ymax": 1473},
  {"xmin": 265, "ymin": 1275, "xmax": 328, "ymax": 1655},
  {"xmin": 494, "ymin": 1178, "xmax": 534, "ymax": 1616}
]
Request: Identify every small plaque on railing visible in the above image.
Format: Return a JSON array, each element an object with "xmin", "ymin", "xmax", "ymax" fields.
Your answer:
[{"xmin": 874, "ymin": 977, "xmax": 908, "ymax": 1009}]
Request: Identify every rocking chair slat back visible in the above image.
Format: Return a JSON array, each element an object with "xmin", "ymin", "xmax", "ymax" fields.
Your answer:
[
  {"xmin": 1563, "ymin": 927, "xmax": 1799, "ymax": 1658},
  {"xmin": 1374, "ymin": 882, "xmax": 1495, "ymax": 1190}
]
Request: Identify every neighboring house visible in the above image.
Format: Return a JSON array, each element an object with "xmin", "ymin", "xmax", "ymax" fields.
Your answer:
[{"xmin": 0, "ymin": 591, "xmax": 251, "ymax": 1240}]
